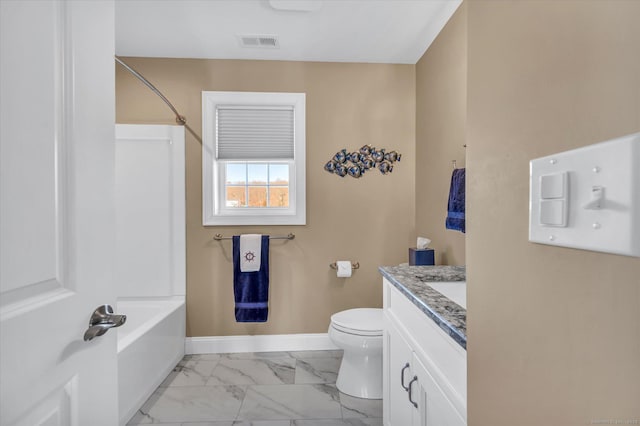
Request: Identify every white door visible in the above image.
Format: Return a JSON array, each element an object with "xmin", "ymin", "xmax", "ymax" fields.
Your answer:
[{"xmin": 0, "ymin": 1, "xmax": 118, "ymax": 425}]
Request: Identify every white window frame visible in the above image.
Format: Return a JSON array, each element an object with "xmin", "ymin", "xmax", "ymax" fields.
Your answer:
[{"xmin": 202, "ymin": 91, "xmax": 306, "ymax": 226}]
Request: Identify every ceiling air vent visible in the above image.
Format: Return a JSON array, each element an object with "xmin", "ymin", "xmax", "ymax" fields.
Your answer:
[{"xmin": 239, "ymin": 34, "xmax": 280, "ymax": 49}]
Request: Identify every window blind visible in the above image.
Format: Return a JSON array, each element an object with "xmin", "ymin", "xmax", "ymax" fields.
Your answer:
[{"xmin": 216, "ymin": 107, "xmax": 295, "ymax": 159}]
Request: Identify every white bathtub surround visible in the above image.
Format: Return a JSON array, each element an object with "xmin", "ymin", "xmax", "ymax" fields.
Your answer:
[
  {"xmin": 186, "ymin": 332, "xmax": 339, "ymax": 355},
  {"xmin": 117, "ymin": 298, "xmax": 185, "ymax": 425},
  {"xmin": 114, "ymin": 124, "xmax": 186, "ymax": 299},
  {"xmin": 126, "ymin": 350, "xmax": 383, "ymax": 425},
  {"xmin": 115, "ymin": 124, "xmax": 186, "ymax": 426},
  {"xmin": 116, "ymin": 297, "xmax": 185, "ymax": 352}
]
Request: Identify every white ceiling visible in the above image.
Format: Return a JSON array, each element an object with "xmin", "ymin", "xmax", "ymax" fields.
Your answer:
[{"xmin": 115, "ymin": 0, "xmax": 461, "ymax": 64}]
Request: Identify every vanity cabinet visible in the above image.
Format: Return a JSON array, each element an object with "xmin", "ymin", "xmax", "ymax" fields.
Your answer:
[
  {"xmin": 386, "ymin": 318, "xmax": 414, "ymax": 425},
  {"xmin": 383, "ymin": 278, "xmax": 467, "ymax": 426}
]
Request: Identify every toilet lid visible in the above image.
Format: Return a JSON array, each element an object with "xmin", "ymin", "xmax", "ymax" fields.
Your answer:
[{"xmin": 331, "ymin": 308, "xmax": 383, "ymax": 336}]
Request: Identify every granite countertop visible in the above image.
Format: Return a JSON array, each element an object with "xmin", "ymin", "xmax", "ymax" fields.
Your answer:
[{"xmin": 379, "ymin": 265, "xmax": 467, "ymax": 350}]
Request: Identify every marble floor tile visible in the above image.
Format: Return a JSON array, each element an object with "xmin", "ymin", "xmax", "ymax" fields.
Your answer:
[
  {"xmin": 180, "ymin": 422, "xmax": 234, "ymax": 426},
  {"xmin": 294, "ymin": 357, "xmax": 341, "ymax": 384},
  {"xmin": 237, "ymin": 384, "xmax": 342, "ymax": 420},
  {"xmin": 179, "ymin": 422, "xmax": 290, "ymax": 426},
  {"xmin": 187, "ymin": 354, "xmax": 223, "ymax": 362},
  {"xmin": 127, "ymin": 350, "xmax": 380, "ymax": 426},
  {"xmin": 289, "ymin": 350, "xmax": 343, "ymax": 360},
  {"xmin": 292, "ymin": 420, "xmax": 383, "ymax": 426},
  {"xmin": 222, "ymin": 352, "xmax": 295, "ymax": 360},
  {"xmin": 339, "ymin": 393, "xmax": 383, "ymax": 419},
  {"xmin": 126, "ymin": 414, "xmax": 181, "ymax": 426},
  {"xmin": 207, "ymin": 358, "xmax": 296, "ymax": 386},
  {"xmin": 138, "ymin": 385, "xmax": 246, "ymax": 423},
  {"xmin": 125, "ymin": 411, "xmax": 149, "ymax": 425},
  {"xmin": 161, "ymin": 358, "xmax": 220, "ymax": 387}
]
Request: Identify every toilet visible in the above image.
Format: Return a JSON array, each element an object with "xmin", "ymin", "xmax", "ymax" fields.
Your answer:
[{"xmin": 328, "ymin": 308, "xmax": 383, "ymax": 399}]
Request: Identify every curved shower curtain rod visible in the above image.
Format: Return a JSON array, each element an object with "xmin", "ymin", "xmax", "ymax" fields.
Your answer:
[{"xmin": 115, "ymin": 56, "xmax": 186, "ymax": 125}]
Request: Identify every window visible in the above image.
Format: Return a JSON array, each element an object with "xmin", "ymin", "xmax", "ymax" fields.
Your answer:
[{"xmin": 202, "ymin": 91, "xmax": 306, "ymax": 225}]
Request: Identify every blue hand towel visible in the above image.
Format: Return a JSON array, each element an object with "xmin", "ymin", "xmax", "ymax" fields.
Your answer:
[
  {"xmin": 233, "ymin": 235, "xmax": 269, "ymax": 322},
  {"xmin": 446, "ymin": 168, "xmax": 466, "ymax": 233}
]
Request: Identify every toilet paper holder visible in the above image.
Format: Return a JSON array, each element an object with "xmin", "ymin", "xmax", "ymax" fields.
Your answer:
[{"xmin": 329, "ymin": 262, "xmax": 360, "ymax": 270}]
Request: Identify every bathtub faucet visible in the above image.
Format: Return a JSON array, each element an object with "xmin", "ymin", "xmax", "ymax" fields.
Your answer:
[{"xmin": 83, "ymin": 304, "xmax": 127, "ymax": 342}]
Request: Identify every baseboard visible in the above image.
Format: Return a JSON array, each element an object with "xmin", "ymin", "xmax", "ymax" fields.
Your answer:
[{"xmin": 185, "ymin": 333, "xmax": 339, "ymax": 354}]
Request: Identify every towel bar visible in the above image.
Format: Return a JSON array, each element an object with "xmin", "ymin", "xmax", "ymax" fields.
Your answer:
[
  {"xmin": 329, "ymin": 262, "xmax": 360, "ymax": 270},
  {"xmin": 213, "ymin": 233, "xmax": 295, "ymax": 241}
]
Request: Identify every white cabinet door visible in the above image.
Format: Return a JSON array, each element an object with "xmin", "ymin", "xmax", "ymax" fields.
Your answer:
[
  {"xmin": 411, "ymin": 355, "xmax": 466, "ymax": 426},
  {"xmin": 0, "ymin": 1, "xmax": 118, "ymax": 425},
  {"xmin": 384, "ymin": 317, "xmax": 414, "ymax": 426}
]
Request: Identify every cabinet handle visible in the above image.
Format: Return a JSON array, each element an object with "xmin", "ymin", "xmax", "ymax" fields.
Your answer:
[
  {"xmin": 408, "ymin": 376, "xmax": 418, "ymax": 408},
  {"xmin": 400, "ymin": 363, "xmax": 410, "ymax": 391}
]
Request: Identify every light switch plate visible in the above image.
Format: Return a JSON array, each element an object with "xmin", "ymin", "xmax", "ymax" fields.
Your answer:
[{"xmin": 529, "ymin": 132, "xmax": 640, "ymax": 257}]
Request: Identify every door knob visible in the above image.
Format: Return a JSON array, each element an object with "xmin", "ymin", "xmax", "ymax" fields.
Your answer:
[{"xmin": 83, "ymin": 304, "xmax": 126, "ymax": 341}]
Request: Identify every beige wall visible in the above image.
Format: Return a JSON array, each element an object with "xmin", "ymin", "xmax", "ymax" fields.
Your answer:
[
  {"xmin": 116, "ymin": 59, "xmax": 416, "ymax": 337},
  {"xmin": 415, "ymin": 2, "xmax": 467, "ymax": 266},
  {"xmin": 465, "ymin": 1, "xmax": 640, "ymax": 424}
]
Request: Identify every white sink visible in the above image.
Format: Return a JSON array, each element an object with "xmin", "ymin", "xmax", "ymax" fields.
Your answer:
[{"xmin": 428, "ymin": 281, "xmax": 466, "ymax": 309}]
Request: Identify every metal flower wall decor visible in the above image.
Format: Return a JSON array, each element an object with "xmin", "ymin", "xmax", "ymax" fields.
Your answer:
[{"xmin": 324, "ymin": 145, "xmax": 401, "ymax": 178}]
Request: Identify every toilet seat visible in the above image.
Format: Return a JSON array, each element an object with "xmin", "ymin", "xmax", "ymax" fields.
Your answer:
[{"xmin": 330, "ymin": 308, "xmax": 383, "ymax": 336}]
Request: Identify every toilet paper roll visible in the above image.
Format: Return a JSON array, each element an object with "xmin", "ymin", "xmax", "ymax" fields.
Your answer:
[{"xmin": 336, "ymin": 261, "xmax": 352, "ymax": 278}]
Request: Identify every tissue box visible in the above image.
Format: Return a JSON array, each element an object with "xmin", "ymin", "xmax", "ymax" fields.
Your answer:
[{"xmin": 408, "ymin": 248, "xmax": 435, "ymax": 266}]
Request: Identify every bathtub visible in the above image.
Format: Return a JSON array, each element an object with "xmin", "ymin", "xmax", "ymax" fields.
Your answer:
[{"xmin": 117, "ymin": 297, "xmax": 185, "ymax": 426}]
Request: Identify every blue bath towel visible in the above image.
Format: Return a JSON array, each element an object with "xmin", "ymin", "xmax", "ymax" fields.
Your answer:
[
  {"xmin": 233, "ymin": 235, "xmax": 269, "ymax": 322},
  {"xmin": 446, "ymin": 168, "xmax": 466, "ymax": 233}
]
